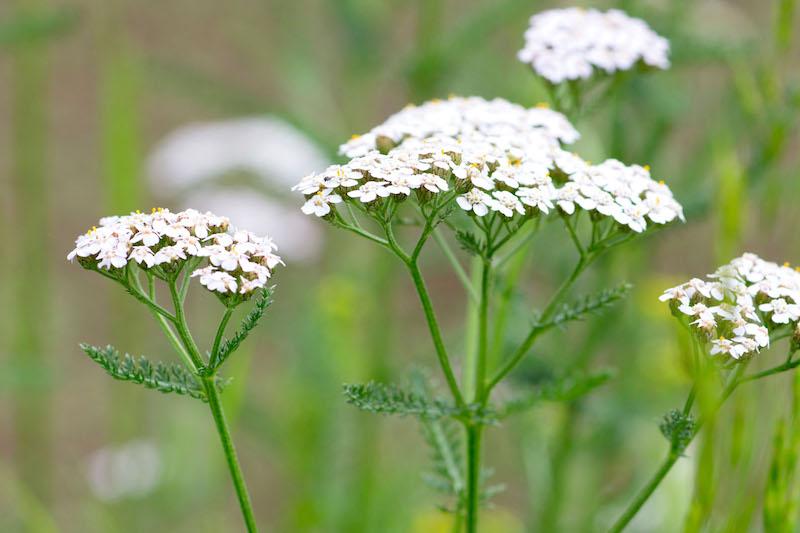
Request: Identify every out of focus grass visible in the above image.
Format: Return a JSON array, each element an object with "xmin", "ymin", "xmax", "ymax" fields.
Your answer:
[{"xmin": 1, "ymin": 0, "xmax": 798, "ymax": 531}]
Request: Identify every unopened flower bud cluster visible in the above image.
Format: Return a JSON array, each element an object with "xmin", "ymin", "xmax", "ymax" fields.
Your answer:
[
  {"xmin": 68, "ymin": 208, "xmax": 282, "ymax": 295},
  {"xmin": 518, "ymin": 8, "xmax": 670, "ymax": 84},
  {"xmin": 660, "ymin": 254, "xmax": 800, "ymax": 359},
  {"xmin": 294, "ymin": 97, "xmax": 683, "ymax": 232}
]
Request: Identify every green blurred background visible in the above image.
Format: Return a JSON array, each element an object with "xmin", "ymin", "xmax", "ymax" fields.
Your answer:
[{"xmin": 1, "ymin": 0, "xmax": 798, "ymax": 531}]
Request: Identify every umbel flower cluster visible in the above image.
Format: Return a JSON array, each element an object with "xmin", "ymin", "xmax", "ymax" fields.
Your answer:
[
  {"xmin": 340, "ymin": 96, "xmax": 580, "ymax": 157},
  {"xmin": 660, "ymin": 253, "xmax": 800, "ymax": 360},
  {"xmin": 518, "ymin": 8, "xmax": 670, "ymax": 83},
  {"xmin": 67, "ymin": 208, "xmax": 282, "ymax": 296},
  {"xmin": 294, "ymin": 97, "xmax": 683, "ymax": 232}
]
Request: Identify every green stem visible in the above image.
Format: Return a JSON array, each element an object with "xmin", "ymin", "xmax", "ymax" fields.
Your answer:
[
  {"xmin": 166, "ymin": 286, "xmax": 259, "ymax": 531},
  {"xmin": 609, "ymin": 355, "xmax": 797, "ymax": 532},
  {"xmin": 210, "ymin": 307, "xmax": 234, "ymax": 369},
  {"xmin": 608, "ymin": 451, "xmax": 681, "ymax": 533},
  {"xmin": 484, "ymin": 256, "xmax": 590, "ymax": 397},
  {"xmin": 407, "ymin": 261, "xmax": 465, "ymax": 407},
  {"xmin": 137, "ymin": 272, "xmax": 195, "ymax": 371},
  {"xmin": 202, "ymin": 377, "xmax": 259, "ymax": 532},
  {"xmin": 464, "ymin": 424, "xmax": 483, "ymax": 533},
  {"xmin": 475, "ymin": 259, "xmax": 491, "ymax": 400},
  {"xmin": 168, "ymin": 281, "xmax": 206, "ymax": 370}
]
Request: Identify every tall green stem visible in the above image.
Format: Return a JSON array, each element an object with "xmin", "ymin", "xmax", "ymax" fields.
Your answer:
[
  {"xmin": 463, "ymin": 257, "xmax": 492, "ymax": 533},
  {"xmin": 165, "ymin": 280, "xmax": 258, "ymax": 531},
  {"xmin": 202, "ymin": 377, "xmax": 259, "ymax": 532},
  {"xmin": 465, "ymin": 424, "xmax": 483, "ymax": 533},
  {"xmin": 475, "ymin": 260, "xmax": 491, "ymax": 399}
]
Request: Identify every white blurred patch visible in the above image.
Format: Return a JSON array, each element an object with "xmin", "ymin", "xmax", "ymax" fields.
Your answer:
[
  {"xmin": 148, "ymin": 117, "xmax": 330, "ymax": 191},
  {"xmin": 147, "ymin": 117, "xmax": 331, "ymax": 262},
  {"xmin": 86, "ymin": 439, "xmax": 162, "ymax": 502}
]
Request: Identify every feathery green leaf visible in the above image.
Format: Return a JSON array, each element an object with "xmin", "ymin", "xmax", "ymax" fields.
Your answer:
[
  {"xmin": 211, "ymin": 286, "xmax": 273, "ymax": 370},
  {"xmin": 343, "ymin": 381, "xmax": 458, "ymax": 420},
  {"xmin": 541, "ymin": 282, "xmax": 632, "ymax": 330},
  {"xmin": 81, "ymin": 343, "xmax": 211, "ymax": 401},
  {"xmin": 659, "ymin": 409, "xmax": 696, "ymax": 454},
  {"xmin": 455, "ymin": 230, "xmax": 485, "ymax": 257}
]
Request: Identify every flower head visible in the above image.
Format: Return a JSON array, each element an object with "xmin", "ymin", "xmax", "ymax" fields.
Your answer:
[
  {"xmin": 339, "ymin": 96, "xmax": 580, "ymax": 158},
  {"xmin": 68, "ymin": 208, "xmax": 282, "ymax": 298},
  {"xmin": 660, "ymin": 254, "xmax": 800, "ymax": 360},
  {"xmin": 518, "ymin": 8, "xmax": 670, "ymax": 84},
  {"xmin": 294, "ymin": 97, "xmax": 682, "ymax": 260}
]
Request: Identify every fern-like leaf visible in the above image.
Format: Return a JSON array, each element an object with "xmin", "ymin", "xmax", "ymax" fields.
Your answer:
[
  {"xmin": 81, "ymin": 344, "xmax": 210, "ymax": 401},
  {"xmin": 343, "ymin": 381, "xmax": 459, "ymax": 420},
  {"xmin": 211, "ymin": 286, "xmax": 273, "ymax": 369},
  {"xmin": 455, "ymin": 230, "xmax": 486, "ymax": 257},
  {"xmin": 498, "ymin": 370, "xmax": 613, "ymax": 417},
  {"xmin": 542, "ymin": 282, "xmax": 632, "ymax": 331}
]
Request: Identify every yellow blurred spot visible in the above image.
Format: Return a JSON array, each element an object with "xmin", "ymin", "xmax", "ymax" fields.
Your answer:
[
  {"xmin": 644, "ymin": 164, "xmax": 651, "ymax": 171},
  {"xmin": 350, "ymin": 134, "xmax": 360, "ymax": 140},
  {"xmin": 784, "ymin": 262, "xmax": 791, "ymax": 268},
  {"xmin": 536, "ymin": 102, "xmax": 549, "ymax": 108},
  {"xmin": 658, "ymin": 180, "xmax": 665, "ymax": 185}
]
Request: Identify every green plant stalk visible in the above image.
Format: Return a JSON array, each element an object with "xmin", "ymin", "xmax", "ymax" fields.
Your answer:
[
  {"xmin": 162, "ymin": 281, "xmax": 259, "ymax": 531},
  {"xmin": 464, "ymin": 256, "xmax": 492, "ymax": 533},
  {"xmin": 407, "ymin": 260, "xmax": 465, "ymax": 408},
  {"xmin": 464, "ymin": 424, "xmax": 483, "ymax": 533},
  {"xmin": 609, "ymin": 355, "xmax": 799, "ymax": 532},
  {"xmin": 202, "ymin": 376, "xmax": 259, "ymax": 532}
]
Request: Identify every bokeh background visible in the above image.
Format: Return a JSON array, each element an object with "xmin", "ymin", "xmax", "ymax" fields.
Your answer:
[{"xmin": 1, "ymin": 0, "xmax": 799, "ymax": 531}]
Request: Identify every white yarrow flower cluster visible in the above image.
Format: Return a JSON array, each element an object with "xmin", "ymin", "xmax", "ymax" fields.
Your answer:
[
  {"xmin": 518, "ymin": 8, "xmax": 670, "ymax": 84},
  {"xmin": 294, "ymin": 98, "xmax": 683, "ymax": 232},
  {"xmin": 68, "ymin": 208, "xmax": 282, "ymax": 296},
  {"xmin": 340, "ymin": 96, "xmax": 580, "ymax": 158},
  {"xmin": 659, "ymin": 253, "xmax": 800, "ymax": 359}
]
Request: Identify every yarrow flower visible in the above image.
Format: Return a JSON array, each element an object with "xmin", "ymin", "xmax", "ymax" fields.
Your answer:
[
  {"xmin": 68, "ymin": 208, "xmax": 282, "ymax": 297},
  {"xmin": 339, "ymin": 95, "xmax": 580, "ymax": 158},
  {"xmin": 293, "ymin": 97, "xmax": 683, "ymax": 233},
  {"xmin": 659, "ymin": 253, "xmax": 800, "ymax": 360},
  {"xmin": 518, "ymin": 8, "xmax": 670, "ymax": 84}
]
